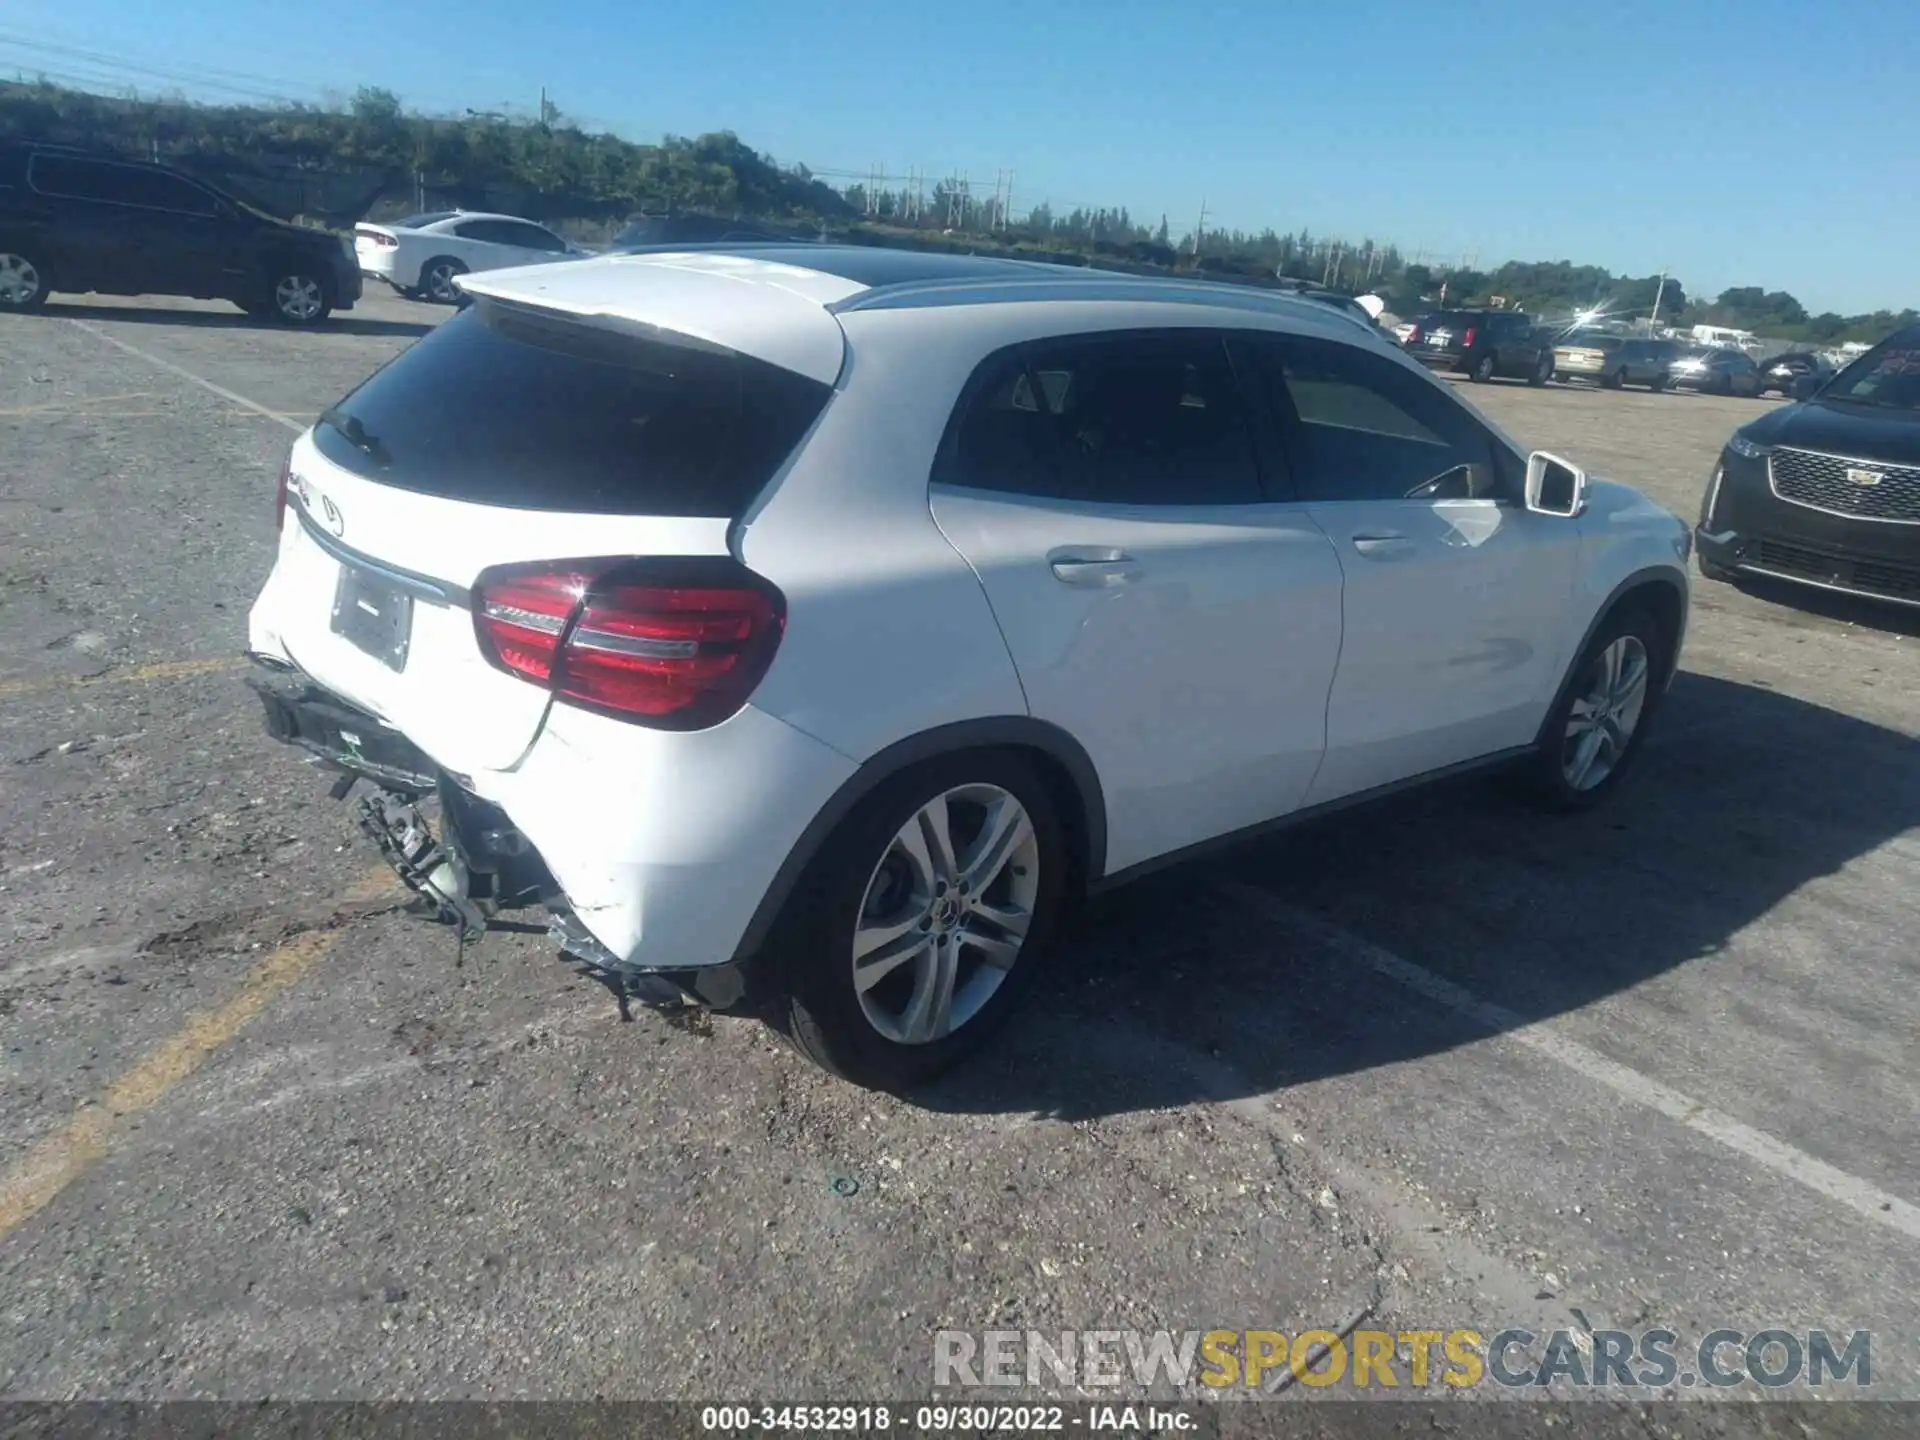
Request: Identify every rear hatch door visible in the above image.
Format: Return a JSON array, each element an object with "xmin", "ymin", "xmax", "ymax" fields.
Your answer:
[{"xmin": 266, "ymin": 266, "xmax": 843, "ymax": 773}]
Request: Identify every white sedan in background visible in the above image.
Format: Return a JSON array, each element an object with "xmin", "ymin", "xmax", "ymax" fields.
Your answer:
[{"xmin": 353, "ymin": 210, "xmax": 589, "ymax": 303}]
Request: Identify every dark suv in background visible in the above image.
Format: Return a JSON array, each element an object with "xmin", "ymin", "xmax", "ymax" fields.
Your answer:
[
  {"xmin": 0, "ymin": 142, "xmax": 361, "ymax": 324},
  {"xmin": 1403, "ymin": 308, "xmax": 1555, "ymax": 385},
  {"xmin": 1697, "ymin": 322, "xmax": 1920, "ymax": 610}
]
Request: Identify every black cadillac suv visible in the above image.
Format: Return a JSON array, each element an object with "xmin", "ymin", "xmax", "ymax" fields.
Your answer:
[
  {"xmin": 1696, "ymin": 323, "xmax": 1920, "ymax": 609},
  {"xmin": 0, "ymin": 141, "xmax": 361, "ymax": 323}
]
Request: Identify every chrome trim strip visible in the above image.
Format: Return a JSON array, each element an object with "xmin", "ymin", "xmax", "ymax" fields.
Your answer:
[
  {"xmin": 1734, "ymin": 562, "xmax": 1920, "ymax": 611},
  {"xmin": 568, "ymin": 626, "xmax": 699, "ymax": 660},
  {"xmin": 1767, "ymin": 447, "xmax": 1920, "ymax": 527},
  {"xmin": 295, "ymin": 502, "xmax": 471, "ymax": 607}
]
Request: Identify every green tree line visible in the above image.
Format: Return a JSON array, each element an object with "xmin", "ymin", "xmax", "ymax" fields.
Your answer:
[{"xmin": 2, "ymin": 79, "xmax": 1911, "ymax": 345}]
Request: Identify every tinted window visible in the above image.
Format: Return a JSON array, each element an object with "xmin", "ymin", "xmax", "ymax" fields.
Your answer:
[
  {"xmin": 122, "ymin": 168, "xmax": 221, "ymax": 215},
  {"xmin": 508, "ymin": 223, "xmax": 569, "ymax": 253},
  {"xmin": 1255, "ymin": 336, "xmax": 1504, "ymax": 503},
  {"xmin": 30, "ymin": 155, "xmax": 137, "ymax": 204},
  {"xmin": 942, "ymin": 333, "xmax": 1263, "ymax": 507},
  {"xmin": 29, "ymin": 155, "xmax": 218, "ymax": 214},
  {"xmin": 1824, "ymin": 330, "xmax": 1920, "ymax": 410},
  {"xmin": 312, "ymin": 303, "xmax": 831, "ymax": 517},
  {"xmin": 454, "ymin": 219, "xmax": 515, "ymax": 244},
  {"xmin": 395, "ymin": 211, "xmax": 459, "ymax": 229}
]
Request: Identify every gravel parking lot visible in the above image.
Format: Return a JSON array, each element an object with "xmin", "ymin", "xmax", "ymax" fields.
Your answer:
[{"xmin": 2, "ymin": 292, "xmax": 1917, "ymax": 1423}]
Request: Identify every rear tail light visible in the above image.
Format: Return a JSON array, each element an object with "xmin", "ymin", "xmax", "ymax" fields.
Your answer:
[
  {"xmin": 1462, "ymin": 327, "xmax": 1477, "ymax": 347},
  {"xmin": 274, "ymin": 458, "xmax": 291, "ymax": 532},
  {"xmin": 472, "ymin": 558, "xmax": 786, "ymax": 730},
  {"xmin": 355, "ymin": 228, "xmax": 398, "ymax": 249},
  {"xmin": 1407, "ymin": 326, "xmax": 1422, "ymax": 344}
]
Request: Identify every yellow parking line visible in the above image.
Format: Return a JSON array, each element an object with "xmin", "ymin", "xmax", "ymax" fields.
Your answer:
[
  {"xmin": 0, "ymin": 869, "xmax": 397, "ymax": 1243},
  {"xmin": 0, "ymin": 656, "xmax": 244, "ymax": 700}
]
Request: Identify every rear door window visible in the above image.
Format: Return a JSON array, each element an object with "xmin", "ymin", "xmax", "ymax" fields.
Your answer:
[
  {"xmin": 311, "ymin": 302, "xmax": 832, "ymax": 518},
  {"xmin": 939, "ymin": 331, "xmax": 1265, "ymax": 507}
]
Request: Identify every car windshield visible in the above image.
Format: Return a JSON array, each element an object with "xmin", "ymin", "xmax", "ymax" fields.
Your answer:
[
  {"xmin": 1416, "ymin": 312, "xmax": 1475, "ymax": 330},
  {"xmin": 1820, "ymin": 329, "xmax": 1920, "ymax": 410}
]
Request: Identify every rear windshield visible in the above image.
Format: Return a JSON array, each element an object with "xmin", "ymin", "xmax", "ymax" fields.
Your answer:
[
  {"xmin": 1417, "ymin": 312, "xmax": 1476, "ymax": 330},
  {"xmin": 312, "ymin": 302, "xmax": 832, "ymax": 517},
  {"xmin": 393, "ymin": 210, "xmax": 458, "ymax": 229}
]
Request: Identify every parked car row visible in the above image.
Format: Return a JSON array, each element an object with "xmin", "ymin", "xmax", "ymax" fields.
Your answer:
[{"xmin": 2, "ymin": 137, "xmax": 811, "ymax": 321}]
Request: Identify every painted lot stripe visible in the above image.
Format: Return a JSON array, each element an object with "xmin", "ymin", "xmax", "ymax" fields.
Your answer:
[
  {"xmin": 0, "ymin": 656, "xmax": 244, "ymax": 701},
  {"xmin": 66, "ymin": 319, "xmax": 305, "ymax": 435},
  {"xmin": 1211, "ymin": 877, "xmax": 1920, "ymax": 1243},
  {"xmin": 0, "ymin": 870, "xmax": 396, "ymax": 1243}
]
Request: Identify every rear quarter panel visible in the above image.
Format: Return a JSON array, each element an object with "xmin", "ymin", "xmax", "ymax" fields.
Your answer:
[{"xmin": 736, "ymin": 307, "xmax": 1031, "ymax": 762}]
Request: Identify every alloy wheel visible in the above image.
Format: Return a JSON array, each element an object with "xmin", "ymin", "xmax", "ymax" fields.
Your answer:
[
  {"xmin": 1561, "ymin": 635, "xmax": 1650, "ymax": 791},
  {"xmin": 274, "ymin": 275, "xmax": 324, "ymax": 322},
  {"xmin": 0, "ymin": 253, "xmax": 42, "ymax": 306},
  {"xmin": 850, "ymin": 783, "xmax": 1040, "ymax": 1045},
  {"xmin": 427, "ymin": 263, "xmax": 461, "ymax": 302}
]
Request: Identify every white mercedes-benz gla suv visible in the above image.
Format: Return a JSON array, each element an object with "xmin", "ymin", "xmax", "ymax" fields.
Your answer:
[{"xmin": 247, "ymin": 245, "xmax": 1691, "ymax": 1087}]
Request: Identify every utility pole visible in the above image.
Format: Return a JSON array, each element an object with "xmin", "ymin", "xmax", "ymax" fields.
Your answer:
[
  {"xmin": 1192, "ymin": 197, "xmax": 1208, "ymax": 255},
  {"xmin": 1648, "ymin": 269, "xmax": 1669, "ymax": 333}
]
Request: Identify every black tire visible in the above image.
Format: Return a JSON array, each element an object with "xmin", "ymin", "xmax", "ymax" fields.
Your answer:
[
  {"xmin": 1469, "ymin": 353, "xmax": 1496, "ymax": 383},
  {"xmin": 0, "ymin": 247, "xmax": 51, "ymax": 312},
  {"xmin": 421, "ymin": 256, "xmax": 467, "ymax": 305},
  {"xmin": 777, "ymin": 751, "xmax": 1069, "ymax": 1089},
  {"xmin": 1521, "ymin": 601, "xmax": 1672, "ymax": 813},
  {"xmin": 1528, "ymin": 353, "xmax": 1553, "ymax": 387},
  {"xmin": 1604, "ymin": 367, "xmax": 1625, "ymax": 390},
  {"xmin": 265, "ymin": 268, "xmax": 332, "ymax": 326},
  {"xmin": 1647, "ymin": 375, "xmax": 1667, "ymax": 393}
]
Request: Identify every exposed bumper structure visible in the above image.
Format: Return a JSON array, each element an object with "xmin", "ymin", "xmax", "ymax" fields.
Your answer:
[{"xmin": 241, "ymin": 651, "xmax": 857, "ymax": 990}]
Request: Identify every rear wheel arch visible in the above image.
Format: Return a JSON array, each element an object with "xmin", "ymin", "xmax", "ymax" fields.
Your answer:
[{"xmin": 732, "ymin": 718, "xmax": 1107, "ymax": 965}]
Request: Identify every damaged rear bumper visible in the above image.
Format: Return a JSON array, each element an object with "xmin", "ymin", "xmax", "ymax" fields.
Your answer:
[{"xmin": 244, "ymin": 655, "xmax": 749, "ymax": 1007}]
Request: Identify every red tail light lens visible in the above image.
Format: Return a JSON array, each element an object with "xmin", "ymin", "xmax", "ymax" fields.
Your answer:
[
  {"xmin": 1407, "ymin": 326, "xmax": 1422, "ymax": 344},
  {"xmin": 355, "ymin": 227, "xmax": 399, "ymax": 249},
  {"xmin": 274, "ymin": 459, "xmax": 291, "ymax": 532},
  {"xmin": 472, "ymin": 559, "xmax": 786, "ymax": 731},
  {"xmin": 1462, "ymin": 327, "xmax": 1478, "ymax": 347}
]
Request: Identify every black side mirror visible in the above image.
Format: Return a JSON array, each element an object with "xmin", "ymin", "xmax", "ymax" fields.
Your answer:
[{"xmin": 1789, "ymin": 374, "xmax": 1821, "ymax": 402}]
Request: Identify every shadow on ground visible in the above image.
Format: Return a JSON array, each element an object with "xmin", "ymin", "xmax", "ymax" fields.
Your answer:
[
  {"xmin": 911, "ymin": 670, "xmax": 1920, "ymax": 1119},
  {"xmin": 44, "ymin": 299, "xmax": 435, "ymax": 340}
]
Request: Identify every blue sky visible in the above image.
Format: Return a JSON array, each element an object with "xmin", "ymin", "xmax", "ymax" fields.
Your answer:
[{"xmin": 4, "ymin": 0, "xmax": 1914, "ymax": 314}]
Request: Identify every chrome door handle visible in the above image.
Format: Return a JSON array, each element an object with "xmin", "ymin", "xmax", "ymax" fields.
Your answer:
[
  {"xmin": 1350, "ymin": 532, "xmax": 1413, "ymax": 559},
  {"xmin": 1047, "ymin": 548, "xmax": 1142, "ymax": 587}
]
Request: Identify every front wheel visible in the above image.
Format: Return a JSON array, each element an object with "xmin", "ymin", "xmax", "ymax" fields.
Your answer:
[
  {"xmin": 779, "ymin": 753, "xmax": 1068, "ymax": 1089},
  {"xmin": 267, "ymin": 270, "xmax": 332, "ymax": 325},
  {"xmin": 0, "ymin": 249, "xmax": 50, "ymax": 312},
  {"xmin": 1528, "ymin": 354, "xmax": 1553, "ymax": 387},
  {"xmin": 1522, "ymin": 605, "xmax": 1669, "ymax": 812}
]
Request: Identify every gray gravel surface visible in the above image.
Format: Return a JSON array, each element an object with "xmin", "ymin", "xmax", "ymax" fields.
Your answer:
[{"xmin": 2, "ymin": 295, "xmax": 1916, "ymax": 1427}]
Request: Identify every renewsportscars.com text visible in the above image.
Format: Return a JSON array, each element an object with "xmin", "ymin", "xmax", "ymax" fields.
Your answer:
[{"xmin": 934, "ymin": 1327, "xmax": 1873, "ymax": 1391}]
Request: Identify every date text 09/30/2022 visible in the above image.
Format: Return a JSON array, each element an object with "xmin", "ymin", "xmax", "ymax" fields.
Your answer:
[{"xmin": 699, "ymin": 1404, "xmax": 1196, "ymax": 1433}]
